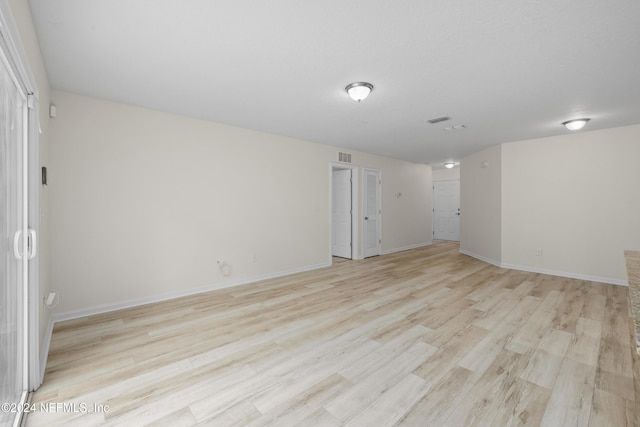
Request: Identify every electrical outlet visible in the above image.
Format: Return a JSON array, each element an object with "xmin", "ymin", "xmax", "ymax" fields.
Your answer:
[{"xmin": 536, "ymin": 248, "xmax": 543, "ymax": 256}]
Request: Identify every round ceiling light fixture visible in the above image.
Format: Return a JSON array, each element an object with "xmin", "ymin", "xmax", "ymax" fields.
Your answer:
[
  {"xmin": 345, "ymin": 82, "xmax": 374, "ymax": 102},
  {"xmin": 562, "ymin": 118, "xmax": 590, "ymax": 131},
  {"xmin": 444, "ymin": 162, "xmax": 456, "ymax": 169}
]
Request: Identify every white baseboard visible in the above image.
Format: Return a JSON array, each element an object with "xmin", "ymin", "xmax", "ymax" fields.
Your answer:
[
  {"xmin": 52, "ymin": 261, "xmax": 331, "ymax": 322},
  {"xmin": 39, "ymin": 316, "xmax": 54, "ymax": 385},
  {"xmin": 382, "ymin": 241, "xmax": 433, "ymax": 255},
  {"xmin": 459, "ymin": 248, "xmax": 501, "ymax": 267},
  {"xmin": 500, "ymin": 262, "xmax": 628, "ymax": 286},
  {"xmin": 460, "ymin": 248, "xmax": 628, "ymax": 286}
]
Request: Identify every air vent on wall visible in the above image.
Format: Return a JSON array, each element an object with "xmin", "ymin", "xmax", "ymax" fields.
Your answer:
[
  {"xmin": 338, "ymin": 152, "xmax": 352, "ymax": 163},
  {"xmin": 426, "ymin": 115, "xmax": 451, "ymax": 124}
]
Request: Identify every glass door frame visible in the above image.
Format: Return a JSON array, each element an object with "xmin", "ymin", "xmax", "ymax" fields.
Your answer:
[
  {"xmin": 0, "ymin": 39, "xmax": 29, "ymax": 427},
  {"xmin": 0, "ymin": 2, "xmax": 41, "ymax": 426}
]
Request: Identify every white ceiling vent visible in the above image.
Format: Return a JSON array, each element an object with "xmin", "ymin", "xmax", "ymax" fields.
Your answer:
[
  {"xmin": 427, "ymin": 116, "xmax": 451, "ymax": 124},
  {"xmin": 338, "ymin": 152, "xmax": 352, "ymax": 163}
]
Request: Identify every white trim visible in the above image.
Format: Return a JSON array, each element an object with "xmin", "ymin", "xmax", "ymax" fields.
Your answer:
[
  {"xmin": 39, "ymin": 317, "xmax": 54, "ymax": 384},
  {"xmin": 499, "ymin": 262, "xmax": 628, "ymax": 287},
  {"xmin": 1, "ymin": 0, "xmax": 42, "ymax": 399},
  {"xmin": 459, "ymin": 248, "xmax": 501, "ymax": 267},
  {"xmin": 27, "ymin": 90, "xmax": 40, "ymax": 392},
  {"xmin": 460, "ymin": 248, "xmax": 628, "ymax": 286},
  {"xmin": 52, "ymin": 261, "xmax": 331, "ymax": 322},
  {"xmin": 382, "ymin": 241, "xmax": 433, "ymax": 255},
  {"xmin": 21, "ymin": 86, "xmax": 29, "ymax": 394}
]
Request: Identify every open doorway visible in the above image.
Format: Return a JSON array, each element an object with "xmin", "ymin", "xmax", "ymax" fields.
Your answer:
[{"xmin": 330, "ymin": 163, "xmax": 358, "ymax": 261}]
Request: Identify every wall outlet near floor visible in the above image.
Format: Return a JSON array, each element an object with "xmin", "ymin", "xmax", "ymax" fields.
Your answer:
[{"xmin": 536, "ymin": 248, "xmax": 543, "ymax": 256}]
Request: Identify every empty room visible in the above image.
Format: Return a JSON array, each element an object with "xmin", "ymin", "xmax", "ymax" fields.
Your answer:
[{"xmin": 1, "ymin": 0, "xmax": 640, "ymax": 426}]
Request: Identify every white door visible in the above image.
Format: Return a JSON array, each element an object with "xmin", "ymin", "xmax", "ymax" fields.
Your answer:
[
  {"xmin": 0, "ymin": 49, "xmax": 28, "ymax": 426},
  {"xmin": 363, "ymin": 169, "xmax": 381, "ymax": 258},
  {"xmin": 332, "ymin": 169, "xmax": 352, "ymax": 258},
  {"xmin": 433, "ymin": 180, "xmax": 460, "ymax": 241}
]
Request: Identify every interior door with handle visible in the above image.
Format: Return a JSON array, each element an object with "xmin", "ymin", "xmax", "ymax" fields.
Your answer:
[
  {"xmin": 433, "ymin": 180, "xmax": 460, "ymax": 241},
  {"xmin": 363, "ymin": 169, "xmax": 381, "ymax": 258},
  {"xmin": 332, "ymin": 169, "xmax": 352, "ymax": 258}
]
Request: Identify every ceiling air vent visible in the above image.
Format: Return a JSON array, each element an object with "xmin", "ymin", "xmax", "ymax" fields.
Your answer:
[
  {"xmin": 338, "ymin": 152, "xmax": 352, "ymax": 163},
  {"xmin": 426, "ymin": 115, "xmax": 451, "ymax": 124}
]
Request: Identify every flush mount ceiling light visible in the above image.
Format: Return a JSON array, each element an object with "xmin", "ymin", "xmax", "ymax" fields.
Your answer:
[
  {"xmin": 444, "ymin": 162, "xmax": 456, "ymax": 169},
  {"xmin": 562, "ymin": 118, "xmax": 590, "ymax": 131},
  {"xmin": 345, "ymin": 82, "xmax": 373, "ymax": 102}
]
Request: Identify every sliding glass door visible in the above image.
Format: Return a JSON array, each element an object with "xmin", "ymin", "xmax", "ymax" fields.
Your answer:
[{"xmin": 0, "ymin": 44, "xmax": 28, "ymax": 427}]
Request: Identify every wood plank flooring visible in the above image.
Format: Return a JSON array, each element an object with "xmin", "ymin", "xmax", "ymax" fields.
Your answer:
[{"xmin": 26, "ymin": 242, "xmax": 639, "ymax": 426}]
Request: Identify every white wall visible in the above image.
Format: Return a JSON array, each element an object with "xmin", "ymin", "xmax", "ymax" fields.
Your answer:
[
  {"xmin": 381, "ymin": 162, "xmax": 432, "ymax": 253},
  {"xmin": 502, "ymin": 125, "xmax": 640, "ymax": 284},
  {"xmin": 49, "ymin": 91, "xmax": 432, "ymax": 317},
  {"xmin": 432, "ymin": 167, "xmax": 460, "ymax": 181},
  {"xmin": 460, "ymin": 145, "xmax": 502, "ymax": 264},
  {"xmin": 461, "ymin": 124, "xmax": 640, "ymax": 285}
]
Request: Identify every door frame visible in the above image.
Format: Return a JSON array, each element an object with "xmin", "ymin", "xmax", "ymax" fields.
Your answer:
[
  {"xmin": 329, "ymin": 163, "xmax": 359, "ymax": 261},
  {"xmin": 0, "ymin": 0, "xmax": 41, "ymax": 397}
]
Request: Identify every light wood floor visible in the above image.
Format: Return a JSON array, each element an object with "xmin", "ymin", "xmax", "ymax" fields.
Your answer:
[{"xmin": 27, "ymin": 242, "xmax": 639, "ymax": 426}]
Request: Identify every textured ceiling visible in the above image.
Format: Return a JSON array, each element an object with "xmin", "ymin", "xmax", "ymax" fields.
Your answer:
[{"xmin": 28, "ymin": 0, "xmax": 640, "ymax": 167}]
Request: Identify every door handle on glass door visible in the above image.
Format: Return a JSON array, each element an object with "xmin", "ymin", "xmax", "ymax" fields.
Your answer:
[
  {"xmin": 13, "ymin": 230, "xmax": 23, "ymax": 260},
  {"xmin": 28, "ymin": 229, "xmax": 37, "ymax": 259}
]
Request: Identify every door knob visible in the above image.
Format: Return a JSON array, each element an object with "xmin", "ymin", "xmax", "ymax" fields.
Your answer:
[{"xmin": 365, "ymin": 217, "xmax": 369, "ymax": 220}]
